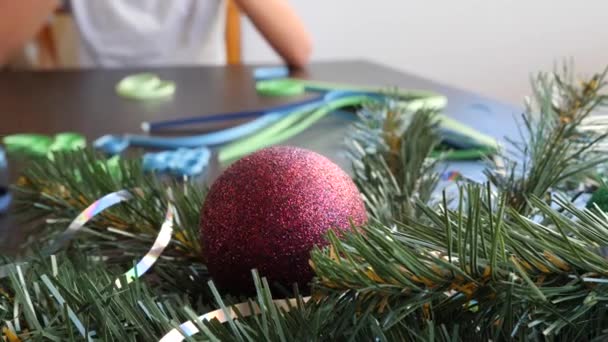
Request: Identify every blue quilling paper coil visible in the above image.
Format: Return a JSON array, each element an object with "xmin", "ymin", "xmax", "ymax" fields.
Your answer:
[{"xmin": 143, "ymin": 147, "xmax": 211, "ymax": 176}]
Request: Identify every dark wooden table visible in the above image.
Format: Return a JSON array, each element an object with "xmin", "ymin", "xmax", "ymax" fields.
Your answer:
[{"xmin": 0, "ymin": 60, "xmax": 520, "ymax": 252}]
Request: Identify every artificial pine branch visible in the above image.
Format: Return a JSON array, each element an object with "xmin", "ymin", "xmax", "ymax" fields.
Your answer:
[
  {"xmin": 12, "ymin": 150, "xmax": 204, "ymax": 257},
  {"xmin": 3, "ymin": 64, "xmax": 608, "ymax": 341},
  {"xmin": 348, "ymin": 99, "xmax": 441, "ymax": 224},
  {"xmin": 311, "ymin": 184, "xmax": 608, "ymax": 340},
  {"xmin": 486, "ymin": 65, "xmax": 608, "ymax": 214},
  {"xmin": 0, "ymin": 252, "xmax": 203, "ymax": 341},
  {"xmin": 2, "ymin": 100, "xmax": 449, "ymax": 341},
  {"xmin": 10, "ymin": 150, "xmax": 209, "ymax": 297}
]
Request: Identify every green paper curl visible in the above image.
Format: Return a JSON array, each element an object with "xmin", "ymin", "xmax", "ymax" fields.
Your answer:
[
  {"xmin": 3, "ymin": 133, "xmax": 86, "ymax": 157},
  {"xmin": 3, "ymin": 134, "xmax": 53, "ymax": 156},
  {"xmin": 115, "ymin": 73, "xmax": 176, "ymax": 100}
]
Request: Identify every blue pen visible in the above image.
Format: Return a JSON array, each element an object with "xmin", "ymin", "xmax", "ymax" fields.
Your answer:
[
  {"xmin": 142, "ymin": 96, "xmax": 322, "ymax": 132},
  {"xmin": 94, "ymin": 99, "xmax": 325, "ymax": 155}
]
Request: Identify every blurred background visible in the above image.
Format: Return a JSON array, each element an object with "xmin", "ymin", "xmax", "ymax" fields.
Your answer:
[
  {"xmin": 244, "ymin": 0, "xmax": 608, "ymax": 104},
  {"xmin": 11, "ymin": 0, "xmax": 608, "ymax": 105}
]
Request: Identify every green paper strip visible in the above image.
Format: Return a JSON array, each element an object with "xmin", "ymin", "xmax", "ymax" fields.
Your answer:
[
  {"xmin": 431, "ymin": 146, "xmax": 497, "ymax": 161},
  {"xmin": 230, "ymin": 77, "xmax": 495, "ymax": 164},
  {"xmin": 219, "ymin": 95, "xmax": 368, "ymax": 163},
  {"xmin": 256, "ymin": 78, "xmax": 446, "ymax": 110},
  {"xmin": 301, "ymin": 78, "xmax": 439, "ymax": 101},
  {"xmin": 254, "ymin": 78, "xmax": 500, "ymax": 152},
  {"xmin": 437, "ymin": 116, "xmax": 499, "ymax": 151},
  {"xmin": 218, "ymin": 107, "xmax": 315, "ymax": 162},
  {"xmin": 116, "ymin": 73, "xmax": 176, "ymax": 100},
  {"xmin": 218, "ymin": 93, "xmax": 495, "ymax": 164}
]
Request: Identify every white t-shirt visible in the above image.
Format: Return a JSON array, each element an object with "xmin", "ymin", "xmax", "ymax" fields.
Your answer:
[{"xmin": 69, "ymin": 0, "xmax": 226, "ymax": 67}]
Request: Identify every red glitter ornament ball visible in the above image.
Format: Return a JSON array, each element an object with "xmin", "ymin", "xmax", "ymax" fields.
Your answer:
[{"xmin": 200, "ymin": 146, "xmax": 367, "ymax": 292}]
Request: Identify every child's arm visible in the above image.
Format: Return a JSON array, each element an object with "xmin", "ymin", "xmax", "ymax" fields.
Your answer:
[
  {"xmin": 234, "ymin": 0, "xmax": 313, "ymax": 68},
  {"xmin": 0, "ymin": 0, "xmax": 59, "ymax": 65}
]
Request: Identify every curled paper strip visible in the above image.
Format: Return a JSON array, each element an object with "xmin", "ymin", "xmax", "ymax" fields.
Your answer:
[
  {"xmin": 2, "ymin": 134, "xmax": 52, "ymax": 156},
  {"xmin": 0, "ymin": 189, "xmax": 134, "ymax": 279},
  {"xmin": 94, "ymin": 110, "xmax": 291, "ymax": 155},
  {"xmin": 0, "ymin": 188, "xmax": 173, "ymax": 290},
  {"xmin": 256, "ymin": 78, "xmax": 306, "ymax": 97},
  {"xmin": 116, "ymin": 73, "xmax": 176, "ymax": 100},
  {"xmin": 2, "ymin": 132, "xmax": 86, "ymax": 157},
  {"xmin": 218, "ymin": 93, "xmax": 366, "ymax": 163},
  {"xmin": 158, "ymin": 296, "xmax": 311, "ymax": 342},
  {"xmin": 115, "ymin": 202, "xmax": 175, "ymax": 289},
  {"xmin": 43, "ymin": 189, "xmax": 135, "ymax": 256}
]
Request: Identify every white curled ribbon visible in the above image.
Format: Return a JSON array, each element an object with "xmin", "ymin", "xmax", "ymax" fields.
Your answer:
[
  {"xmin": 158, "ymin": 296, "xmax": 311, "ymax": 342},
  {"xmin": 43, "ymin": 189, "xmax": 135, "ymax": 255},
  {"xmin": 0, "ymin": 188, "xmax": 175, "ymax": 340},
  {"xmin": 1, "ymin": 187, "xmax": 174, "ymax": 286},
  {"xmin": 0, "ymin": 189, "xmax": 135, "ymax": 279},
  {"xmin": 0, "ymin": 188, "xmax": 176, "ymax": 340},
  {"xmin": 46, "ymin": 187, "xmax": 175, "ymax": 288},
  {"xmin": 115, "ymin": 202, "xmax": 175, "ymax": 288},
  {"xmin": 44, "ymin": 187, "xmax": 175, "ymax": 288}
]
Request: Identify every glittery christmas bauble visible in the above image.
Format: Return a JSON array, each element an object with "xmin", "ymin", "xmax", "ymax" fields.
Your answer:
[{"xmin": 200, "ymin": 146, "xmax": 367, "ymax": 293}]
